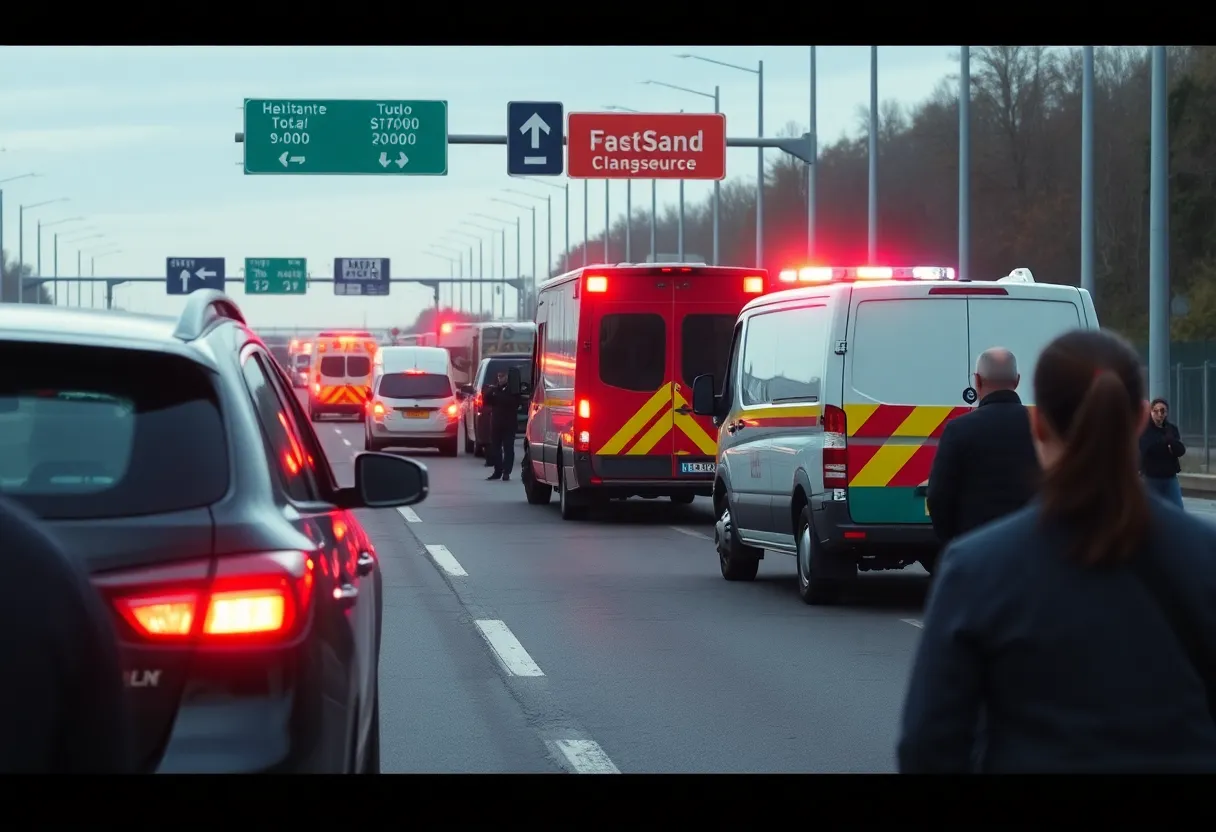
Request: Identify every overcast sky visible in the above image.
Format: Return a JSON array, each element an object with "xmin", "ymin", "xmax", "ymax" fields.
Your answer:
[{"xmin": 0, "ymin": 46, "xmax": 958, "ymax": 329}]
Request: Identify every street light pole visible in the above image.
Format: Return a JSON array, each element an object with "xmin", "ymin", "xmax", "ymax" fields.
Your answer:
[
  {"xmin": 491, "ymin": 197, "xmax": 538, "ymax": 313},
  {"xmin": 808, "ymin": 46, "xmax": 817, "ymax": 260},
  {"xmin": 61, "ymin": 232, "xmax": 104, "ymax": 307},
  {"xmin": 868, "ymin": 46, "xmax": 878, "ymax": 262},
  {"xmin": 521, "ymin": 177, "xmax": 568, "ymax": 274},
  {"xmin": 583, "ymin": 180, "xmax": 589, "ymax": 266},
  {"xmin": 90, "ymin": 249, "xmax": 122, "ymax": 308},
  {"xmin": 0, "ymin": 173, "xmax": 40, "ymax": 295},
  {"xmin": 38, "ymin": 216, "xmax": 84, "ymax": 305},
  {"xmin": 606, "ymin": 105, "xmax": 660, "ymax": 263},
  {"xmin": 17, "ymin": 197, "xmax": 70, "ymax": 304},
  {"xmin": 604, "ymin": 183, "xmax": 610, "ymax": 262}
]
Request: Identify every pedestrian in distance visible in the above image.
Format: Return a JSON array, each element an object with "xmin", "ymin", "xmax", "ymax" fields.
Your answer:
[
  {"xmin": 0, "ymin": 495, "xmax": 135, "ymax": 773},
  {"xmin": 484, "ymin": 370, "xmax": 521, "ymax": 482},
  {"xmin": 898, "ymin": 329, "xmax": 1216, "ymax": 773},
  {"xmin": 925, "ymin": 347, "xmax": 1040, "ymax": 553},
  {"xmin": 1140, "ymin": 397, "xmax": 1186, "ymax": 508}
]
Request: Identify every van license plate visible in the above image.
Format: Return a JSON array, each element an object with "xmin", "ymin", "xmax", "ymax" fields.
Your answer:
[
  {"xmin": 680, "ymin": 462, "xmax": 716, "ymax": 475},
  {"xmin": 404, "ymin": 409, "xmax": 429, "ymax": 419}
]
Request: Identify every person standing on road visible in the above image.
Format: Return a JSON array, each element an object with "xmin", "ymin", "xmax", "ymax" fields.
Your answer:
[
  {"xmin": 926, "ymin": 347, "xmax": 1040, "ymax": 551},
  {"xmin": 1140, "ymin": 398, "xmax": 1186, "ymax": 508},
  {"xmin": 899, "ymin": 329, "xmax": 1216, "ymax": 773},
  {"xmin": 484, "ymin": 370, "xmax": 520, "ymax": 482},
  {"xmin": 0, "ymin": 495, "xmax": 134, "ymax": 773}
]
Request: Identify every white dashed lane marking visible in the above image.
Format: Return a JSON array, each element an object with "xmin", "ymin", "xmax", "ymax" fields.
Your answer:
[
  {"xmin": 474, "ymin": 619, "xmax": 545, "ymax": 677},
  {"xmin": 425, "ymin": 544, "xmax": 468, "ymax": 577},
  {"xmin": 550, "ymin": 739, "xmax": 621, "ymax": 774},
  {"xmin": 396, "ymin": 507, "xmax": 421, "ymax": 523},
  {"xmin": 901, "ymin": 618, "xmax": 923, "ymax": 629},
  {"xmin": 342, "ymin": 438, "xmax": 351, "ymax": 446}
]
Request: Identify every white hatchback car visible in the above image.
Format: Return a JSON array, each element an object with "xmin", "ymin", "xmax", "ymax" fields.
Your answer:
[{"xmin": 364, "ymin": 346, "xmax": 460, "ymax": 456}]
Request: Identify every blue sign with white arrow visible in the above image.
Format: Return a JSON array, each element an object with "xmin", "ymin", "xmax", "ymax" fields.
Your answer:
[
  {"xmin": 166, "ymin": 257, "xmax": 226, "ymax": 295},
  {"xmin": 507, "ymin": 101, "xmax": 564, "ymax": 177}
]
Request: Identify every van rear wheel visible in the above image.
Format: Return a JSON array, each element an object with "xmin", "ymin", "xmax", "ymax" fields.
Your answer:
[
  {"xmin": 521, "ymin": 445, "xmax": 552, "ymax": 505},
  {"xmin": 797, "ymin": 505, "xmax": 842, "ymax": 605},
  {"xmin": 557, "ymin": 452, "xmax": 588, "ymax": 520},
  {"xmin": 716, "ymin": 502, "xmax": 760, "ymax": 581}
]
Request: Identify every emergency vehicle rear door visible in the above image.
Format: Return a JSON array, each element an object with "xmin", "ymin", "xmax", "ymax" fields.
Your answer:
[
  {"xmin": 672, "ymin": 269, "xmax": 756, "ymax": 477},
  {"xmin": 587, "ymin": 270, "xmax": 675, "ymax": 480},
  {"xmin": 843, "ymin": 291, "xmax": 972, "ymax": 524}
]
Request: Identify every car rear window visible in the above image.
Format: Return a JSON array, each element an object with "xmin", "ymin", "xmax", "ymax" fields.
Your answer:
[
  {"xmin": 599, "ymin": 313, "xmax": 666, "ymax": 392},
  {"xmin": 0, "ymin": 342, "xmax": 228, "ymax": 520},
  {"xmin": 482, "ymin": 359, "xmax": 532, "ymax": 389},
  {"xmin": 293, "ymin": 354, "xmax": 311, "ymax": 368},
  {"xmin": 346, "ymin": 355, "xmax": 371, "ymax": 377},
  {"xmin": 378, "ymin": 373, "xmax": 452, "ymax": 399},
  {"xmin": 681, "ymin": 314, "xmax": 735, "ymax": 388},
  {"xmin": 319, "ymin": 356, "xmax": 346, "ymax": 377}
]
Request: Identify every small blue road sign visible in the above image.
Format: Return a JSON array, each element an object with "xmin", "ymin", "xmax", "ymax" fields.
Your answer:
[
  {"xmin": 507, "ymin": 101, "xmax": 564, "ymax": 176},
  {"xmin": 334, "ymin": 258, "xmax": 391, "ymax": 296},
  {"xmin": 166, "ymin": 257, "xmax": 226, "ymax": 295}
]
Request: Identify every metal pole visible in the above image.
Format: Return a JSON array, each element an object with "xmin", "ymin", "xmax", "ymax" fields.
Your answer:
[
  {"xmin": 808, "ymin": 50, "xmax": 817, "ymax": 260},
  {"xmin": 959, "ymin": 46, "xmax": 971, "ymax": 283},
  {"xmin": 545, "ymin": 194, "xmax": 552, "ymax": 281},
  {"xmin": 17, "ymin": 207, "xmax": 24, "ymax": 304},
  {"xmin": 36, "ymin": 221, "xmax": 42, "ymax": 285},
  {"xmin": 500, "ymin": 228, "xmax": 507, "ymax": 319},
  {"xmin": 91, "ymin": 258, "xmax": 96, "ymax": 307},
  {"xmin": 650, "ymin": 181, "xmax": 657, "ymax": 261},
  {"xmin": 478, "ymin": 240, "xmax": 484, "ymax": 315},
  {"xmin": 516, "ymin": 217, "xmax": 522, "ymax": 318},
  {"xmin": 868, "ymin": 46, "xmax": 879, "ymax": 263},
  {"xmin": 0, "ymin": 191, "xmax": 5, "ymax": 295},
  {"xmin": 531, "ymin": 206, "xmax": 537, "ymax": 297},
  {"xmin": 604, "ymin": 182, "xmax": 610, "ymax": 262},
  {"xmin": 77, "ymin": 250, "xmax": 81, "ymax": 307},
  {"xmin": 756, "ymin": 60, "xmax": 765, "ymax": 268},
  {"xmin": 625, "ymin": 181, "xmax": 632, "ymax": 262},
  {"xmin": 678, "ymin": 179, "xmax": 686, "ymax": 260},
  {"xmin": 1149, "ymin": 46, "xmax": 1170, "ymax": 402},
  {"xmin": 563, "ymin": 183, "xmax": 570, "ymax": 273},
  {"xmin": 1080, "ymin": 45, "xmax": 1096, "ymax": 297},
  {"xmin": 1204, "ymin": 360, "xmax": 1210, "ymax": 472},
  {"xmin": 583, "ymin": 180, "xmax": 589, "ymax": 266},
  {"xmin": 713, "ymin": 85, "xmax": 721, "ymax": 265},
  {"xmin": 53, "ymin": 234, "xmax": 59, "ymax": 305}
]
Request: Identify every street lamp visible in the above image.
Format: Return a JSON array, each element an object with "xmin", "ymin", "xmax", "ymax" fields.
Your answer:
[
  {"xmin": 489, "ymin": 198, "xmax": 539, "ymax": 313},
  {"xmin": 38, "ymin": 216, "xmax": 85, "ymax": 305},
  {"xmin": 17, "ymin": 197, "xmax": 70, "ymax": 304},
  {"xmin": 474, "ymin": 212, "xmax": 521, "ymax": 320},
  {"xmin": 90, "ymin": 249, "xmax": 123, "ymax": 309},
  {"xmin": 461, "ymin": 220, "xmax": 507, "ymax": 319},
  {"xmin": 644, "ymin": 80, "xmax": 722, "ymax": 264},
  {"xmin": 514, "ymin": 180, "xmax": 567, "ymax": 274},
  {"xmin": 502, "ymin": 189, "xmax": 552, "ymax": 281},
  {"xmin": 0, "ymin": 172, "xmax": 39, "ymax": 282},
  {"xmin": 423, "ymin": 251, "xmax": 460, "ymax": 313},
  {"xmin": 676, "ymin": 53, "xmax": 765, "ymax": 267},
  {"xmin": 448, "ymin": 229, "xmax": 486, "ymax": 315},
  {"xmin": 431, "ymin": 242, "xmax": 469, "ymax": 310},
  {"xmin": 77, "ymin": 239, "xmax": 114, "ymax": 308},
  {"xmin": 605, "ymin": 105, "xmax": 660, "ymax": 263},
  {"xmin": 59, "ymin": 232, "xmax": 103, "ymax": 307}
]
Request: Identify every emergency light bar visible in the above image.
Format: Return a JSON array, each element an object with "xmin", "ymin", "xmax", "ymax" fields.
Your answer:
[{"xmin": 777, "ymin": 265, "xmax": 957, "ymax": 284}]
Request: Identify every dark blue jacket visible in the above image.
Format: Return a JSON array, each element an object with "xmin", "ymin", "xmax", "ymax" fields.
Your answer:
[
  {"xmin": 899, "ymin": 495, "xmax": 1216, "ymax": 773},
  {"xmin": 1140, "ymin": 420, "xmax": 1185, "ymax": 480}
]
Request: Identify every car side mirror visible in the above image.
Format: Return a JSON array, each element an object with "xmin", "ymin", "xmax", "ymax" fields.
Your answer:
[
  {"xmin": 341, "ymin": 453, "xmax": 429, "ymax": 509},
  {"xmin": 459, "ymin": 384, "xmax": 475, "ymax": 397},
  {"xmin": 691, "ymin": 374, "xmax": 716, "ymax": 416},
  {"xmin": 507, "ymin": 366, "xmax": 521, "ymax": 396}
]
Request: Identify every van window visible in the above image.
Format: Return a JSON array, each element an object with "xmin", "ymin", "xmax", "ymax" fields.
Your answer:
[
  {"xmin": 681, "ymin": 314, "xmax": 736, "ymax": 388},
  {"xmin": 346, "ymin": 355, "xmax": 371, "ymax": 377},
  {"xmin": 599, "ymin": 313, "xmax": 665, "ymax": 392},
  {"xmin": 378, "ymin": 373, "xmax": 452, "ymax": 399},
  {"xmin": 741, "ymin": 305, "xmax": 828, "ymax": 406},
  {"xmin": 966, "ymin": 298, "xmax": 1082, "ymax": 404},
  {"xmin": 849, "ymin": 299, "xmax": 970, "ymax": 406},
  {"xmin": 319, "ymin": 356, "xmax": 346, "ymax": 377}
]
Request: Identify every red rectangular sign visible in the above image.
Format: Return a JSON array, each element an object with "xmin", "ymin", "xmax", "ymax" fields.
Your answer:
[{"xmin": 566, "ymin": 112, "xmax": 727, "ymax": 181}]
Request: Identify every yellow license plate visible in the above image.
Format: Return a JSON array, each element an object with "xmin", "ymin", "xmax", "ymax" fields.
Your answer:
[{"xmin": 404, "ymin": 409, "xmax": 429, "ymax": 419}]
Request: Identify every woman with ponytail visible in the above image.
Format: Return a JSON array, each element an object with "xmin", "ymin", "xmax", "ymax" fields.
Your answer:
[{"xmin": 898, "ymin": 329, "xmax": 1216, "ymax": 773}]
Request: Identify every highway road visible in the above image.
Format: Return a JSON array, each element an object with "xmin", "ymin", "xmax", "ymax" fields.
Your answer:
[{"xmin": 302, "ymin": 395, "xmax": 1216, "ymax": 773}]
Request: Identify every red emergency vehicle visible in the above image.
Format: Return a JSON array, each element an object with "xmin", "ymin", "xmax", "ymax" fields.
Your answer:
[
  {"xmin": 308, "ymin": 330, "xmax": 379, "ymax": 421},
  {"xmin": 521, "ymin": 263, "xmax": 768, "ymax": 519}
]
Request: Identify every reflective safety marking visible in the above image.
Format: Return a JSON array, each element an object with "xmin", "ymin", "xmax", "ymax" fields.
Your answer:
[
  {"xmin": 673, "ymin": 389, "xmax": 717, "ymax": 454},
  {"xmin": 849, "ymin": 443, "xmax": 920, "ymax": 488},
  {"xmin": 627, "ymin": 407, "xmax": 673, "ymax": 455},
  {"xmin": 597, "ymin": 384, "xmax": 672, "ymax": 455}
]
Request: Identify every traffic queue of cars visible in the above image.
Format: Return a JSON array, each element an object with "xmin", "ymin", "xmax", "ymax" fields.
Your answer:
[{"xmin": 0, "ymin": 292, "xmax": 430, "ymax": 773}]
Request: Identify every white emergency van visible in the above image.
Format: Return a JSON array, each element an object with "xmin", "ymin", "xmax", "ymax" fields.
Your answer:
[
  {"xmin": 365, "ymin": 346, "xmax": 460, "ymax": 456},
  {"xmin": 690, "ymin": 266, "xmax": 1099, "ymax": 605}
]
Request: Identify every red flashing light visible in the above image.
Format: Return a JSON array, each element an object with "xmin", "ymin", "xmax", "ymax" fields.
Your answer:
[
  {"xmin": 440, "ymin": 322, "xmax": 454, "ymax": 335},
  {"xmin": 445, "ymin": 403, "xmax": 459, "ymax": 418},
  {"xmin": 578, "ymin": 399, "xmax": 591, "ymax": 419},
  {"xmin": 585, "ymin": 275, "xmax": 608, "ymax": 293},
  {"xmin": 742, "ymin": 276, "xmax": 765, "ymax": 294}
]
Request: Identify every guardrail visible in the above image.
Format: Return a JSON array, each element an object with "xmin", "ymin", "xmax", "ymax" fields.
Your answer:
[{"xmin": 1179, "ymin": 473, "xmax": 1216, "ymax": 496}]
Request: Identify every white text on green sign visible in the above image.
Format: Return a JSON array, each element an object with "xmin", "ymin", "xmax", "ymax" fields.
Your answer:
[{"xmin": 245, "ymin": 258, "xmax": 307, "ymax": 295}]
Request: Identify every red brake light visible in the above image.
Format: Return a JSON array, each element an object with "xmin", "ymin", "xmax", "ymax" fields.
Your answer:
[
  {"xmin": 585, "ymin": 275, "xmax": 608, "ymax": 293},
  {"xmin": 445, "ymin": 403, "xmax": 459, "ymax": 418},
  {"xmin": 743, "ymin": 276, "xmax": 764, "ymax": 294},
  {"xmin": 578, "ymin": 398, "xmax": 591, "ymax": 418},
  {"xmin": 372, "ymin": 402, "xmax": 385, "ymax": 417},
  {"xmin": 405, "ymin": 368, "xmax": 425, "ymax": 374},
  {"xmin": 474, "ymin": 392, "xmax": 483, "ymax": 408},
  {"xmin": 822, "ymin": 405, "xmax": 848, "ymax": 486},
  {"xmin": 928, "ymin": 286, "xmax": 1008, "ymax": 295},
  {"xmin": 313, "ymin": 382, "xmax": 321, "ymax": 394},
  {"xmin": 94, "ymin": 551, "xmax": 314, "ymax": 645},
  {"xmin": 440, "ymin": 323, "xmax": 453, "ymax": 334}
]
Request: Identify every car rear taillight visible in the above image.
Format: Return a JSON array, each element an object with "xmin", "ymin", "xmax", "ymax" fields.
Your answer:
[
  {"xmin": 445, "ymin": 403, "xmax": 459, "ymax": 419},
  {"xmin": 585, "ymin": 275, "xmax": 608, "ymax": 293},
  {"xmin": 574, "ymin": 398, "xmax": 592, "ymax": 451},
  {"xmin": 822, "ymin": 405, "xmax": 848, "ymax": 487},
  {"xmin": 578, "ymin": 399, "xmax": 590, "ymax": 419},
  {"xmin": 372, "ymin": 402, "xmax": 386, "ymax": 419},
  {"xmin": 93, "ymin": 551, "xmax": 314, "ymax": 647},
  {"xmin": 313, "ymin": 382, "xmax": 321, "ymax": 395},
  {"xmin": 474, "ymin": 392, "xmax": 483, "ymax": 409}
]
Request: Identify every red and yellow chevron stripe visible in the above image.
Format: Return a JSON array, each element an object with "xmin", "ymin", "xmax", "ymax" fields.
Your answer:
[
  {"xmin": 844, "ymin": 404, "xmax": 971, "ymax": 488},
  {"xmin": 596, "ymin": 382, "xmax": 718, "ymax": 456},
  {"xmin": 317, "ymin": 385, "xmax": 370, "ymax": 406}
]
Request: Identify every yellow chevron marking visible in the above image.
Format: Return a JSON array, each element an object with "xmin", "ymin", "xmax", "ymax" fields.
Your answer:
[
  {"xmin": 891, "ymin": 406, "xmax": 954, "ymax": 438},
  {"xmin": 850, "ymin": 443, "xmax": 920, "ymax": 488},
  {"xmin": 596, "ymin": 383, "xmax": 672, "ymax": 455},
  {"xmin": 628, "ymin": 405, "xmax": 674, "ymax": 454},
  {"xmin": 673, "ymin": 389, "xmax": 718, "ymax": 454},
  {"xmin": 844, "ymin": 403, "xmax": 881, "ymax": 436}
]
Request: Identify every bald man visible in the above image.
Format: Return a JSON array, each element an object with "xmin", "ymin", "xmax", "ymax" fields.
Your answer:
[{"xmin": 925, "ymin": 347, "xmax": 1041, "ymax": 551}]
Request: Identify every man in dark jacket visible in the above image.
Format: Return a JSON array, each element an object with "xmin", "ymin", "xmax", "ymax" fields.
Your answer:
[
  {"xmin": 484, "ymin": 370, "xmax": 521, "ymax": 482},
  {"xmin": 926, "ymin": 347, "xmax": 1040, "ymax": 547},
  {"xmin": 1139, "ymin": 397, "xmax": 1186, "ymax": 507},
  {"xmin": 0, "ymin": 495, "xmax": 134, "ymax": 773}
]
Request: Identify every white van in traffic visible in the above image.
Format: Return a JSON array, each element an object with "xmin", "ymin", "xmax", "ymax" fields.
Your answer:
[
  {"xmin": 365, "ymin": 346, "xmax": 460, "ymax": 456},
  {"xmin": 690, "ymin": 266, "xmax": 1099, "ymax": 604}
]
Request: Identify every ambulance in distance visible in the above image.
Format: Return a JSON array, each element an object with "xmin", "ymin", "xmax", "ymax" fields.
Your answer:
[
  {"xmin": 307, "ymin": 330, "xmax": 379, "ymax": 421},
  {"xmin": 689, "ymin": 265, "xmax": 1099, "ymax": 605},
  {"xmin": 520, "ymin": 262, "xmax": 769, "ymax": 520}
]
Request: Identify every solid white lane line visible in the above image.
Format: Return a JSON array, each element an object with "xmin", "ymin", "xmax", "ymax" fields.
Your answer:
[
  {"xmin": 552, "ymin": 739, "xmax": 621, "ymax": 774},
  {"xmin": 669, "ymin": 525, "xmax": 713, "ymax": 542},
  {"xmin": 474, "ymin": 619, "xmax": 544, "ymax": 677},
  {"xmin": 396, "ymin": 507, "xmax": 421, "ymax": 523},
  {"xmin": 425, "ymin": 544, "xmax": 468, "ymax": 577},
  {"xmin": 333, "ymin": 427, "xmax": 342, "ymax": 434},
  {"xmin": 342, "ymin": 438, "xmax": 351, "ymax": 446},
  {"xmin": 901, "ymin": 618, "xmax": 923, "ymax": 629}
]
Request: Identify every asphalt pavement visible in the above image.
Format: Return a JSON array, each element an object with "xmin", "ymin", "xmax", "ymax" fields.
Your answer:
[{"xmin": 302, "ymin": 395, "xmax": 1216, "ymax": 773}]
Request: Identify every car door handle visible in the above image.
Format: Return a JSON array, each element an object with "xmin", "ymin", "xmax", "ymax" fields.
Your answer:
[
  {"xmin": 726, "ymin": 420, "xmax": 745, "ymax": 433},
  {"xmin": 335, "ymin": 583, "xmax": 359, "ymax": 605},
  {"xmin": 356, "ymin": 551, "xmax": 375, "ymax": 577},
  {"xmin": 673, "ymin": 405, "xmax": 693, "ymax": 415}
]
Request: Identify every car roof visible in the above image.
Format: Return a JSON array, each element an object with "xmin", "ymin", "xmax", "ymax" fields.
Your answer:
[{"xmin": 741, "ymin": 279, "xmax": 1083, "ymax": 315}]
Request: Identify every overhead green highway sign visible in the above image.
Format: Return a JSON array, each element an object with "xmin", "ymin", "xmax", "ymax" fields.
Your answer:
[
  {"xmin": 244, "ymin": 258, "xmax": 307, "ymax": 295},
  {"xmin": 242, "ymin": 99, "xmax": 449, "ymax": 176}
]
